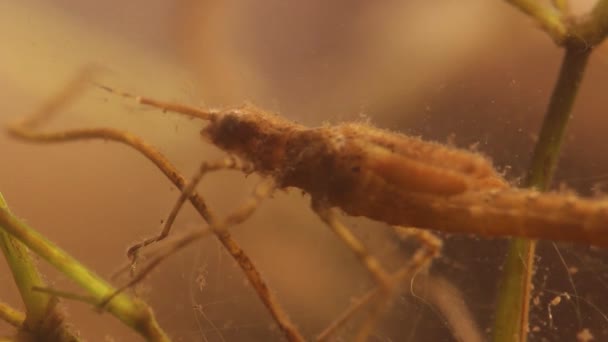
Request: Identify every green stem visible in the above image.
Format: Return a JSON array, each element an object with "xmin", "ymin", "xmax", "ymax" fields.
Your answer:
[
  {"xmin": 493, "ymin": 47, "xmax": 591, "ymax": 342},
  {"xmin": 0, "ymin": 194, "xmax": 80, "ymax": 341},
  {"xmin": 0, "ymin": 302, "xmax": 25, "ymax": 328},
  {"xmin": 525, "ymin": 48, "xmax": 591, "ymax": 189},
  {"xmin": 504, "ymin": 0, "xmax": 567, "ymax": 43},
  {"xmin": 0, "ymin": 193, "xmax": 170, "ymax": 341},
  {"xmin": 551, "ymin": 0, "xmax": 568, "ymax": 14}
]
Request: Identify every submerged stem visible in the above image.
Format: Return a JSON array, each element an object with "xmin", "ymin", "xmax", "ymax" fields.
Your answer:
[
  {"xmin": 0, "ymin": 302, "xmax": 25, "ymax": 329},
  {"xmin": 525, "ymin": 48, "xmax": 591, "ymax": 189},
  {"xmin": 493, "ymin": 47, "xmax": 591, "ymax": 342},
  {"xmin": 0, "ymin": 193, "xmax": 80, "ymax": 341},
  {"xmin": 0, "ymin": 194, "xmax": 169, "ymax": 341}
]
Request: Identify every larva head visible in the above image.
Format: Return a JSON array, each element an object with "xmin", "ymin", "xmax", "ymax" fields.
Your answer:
[
  {"xmin": 202, "ymin": 110, "xmax": 260, "ymax": 151},
  {"xmin": 201, "ymin": 107, "xmax": 298, "ymax": 172}
]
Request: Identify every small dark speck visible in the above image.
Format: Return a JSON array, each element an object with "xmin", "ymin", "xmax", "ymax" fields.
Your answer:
[{"xmin": 351, "ymin": 166, "xmax": 361, "ymax": 173}]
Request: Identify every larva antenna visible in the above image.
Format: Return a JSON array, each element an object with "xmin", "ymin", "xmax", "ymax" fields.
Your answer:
[{"xmin": 94, "ymin": 84, "xmax": 217, "ymax": 122}]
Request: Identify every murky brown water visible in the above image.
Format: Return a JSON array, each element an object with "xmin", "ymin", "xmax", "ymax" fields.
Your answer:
[{"xmin": 1, "ymin": 1, "xmax": 608, "ymax": 341}]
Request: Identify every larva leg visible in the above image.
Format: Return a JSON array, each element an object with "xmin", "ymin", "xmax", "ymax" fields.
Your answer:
[
  {"xmin": 316, "ymin": 288, "xmax": 375, "ymax": 341},
  {"xmin": 221, "ymin": 178, "xmax": 276, "ymax": 227},
  {"xmin": 313, "ymin": 202, "xmax": 395, "ymax": 341},
  {"xmin": 102, "ymin": 179, "xmax": 275, "ymax": 307},
  {"xmin": 127, "ymin": 156, "xmax": 253, "ymax": 264},
  {"xmin": 355, "ymin": 228, "xmax": 441, "ymax": 342},
  {"xmin": 316, "ymin": 227, "xmax": 441, "ymax": 342},
  {"xmin": 8, "ymin": 70, "xmax": 305, "ymax": 342},
  {"xmin": 313, "ymin": 203, "xmax": 393, "ymax": 290}
]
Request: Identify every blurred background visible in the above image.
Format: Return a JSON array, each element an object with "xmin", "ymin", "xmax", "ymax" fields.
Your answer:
[{"xmin": 1, "ymin": 0, "xmax": 608, "ymax": 341}]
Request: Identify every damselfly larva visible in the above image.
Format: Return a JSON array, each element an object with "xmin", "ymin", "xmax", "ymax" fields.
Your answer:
[
  {"xmin": 105, "ymin": 88, "xmax": 608, "ymax": 248},
  {"xmin": 8, "ymin": 74, "xmax": 606, "ymax": 342}
]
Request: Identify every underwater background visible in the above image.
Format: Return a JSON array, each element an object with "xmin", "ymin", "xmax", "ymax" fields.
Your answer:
[{"xmin": 1, "ymin": 1, "xmax": 608, "ymax": 340}]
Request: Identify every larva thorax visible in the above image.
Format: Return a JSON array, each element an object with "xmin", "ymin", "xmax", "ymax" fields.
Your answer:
[{"xmin": 200, "ymin": 107, "xmax": 360, "ymax": 198}]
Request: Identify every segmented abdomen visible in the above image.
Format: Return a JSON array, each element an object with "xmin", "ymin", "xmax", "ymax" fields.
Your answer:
[{"xmin": 281, "ymin": 123, "xmax": 608, "ymax": 246}]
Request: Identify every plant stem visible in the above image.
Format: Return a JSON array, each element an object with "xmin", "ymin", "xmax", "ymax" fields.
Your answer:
[
  {"xmin": 504, "ymin": 0, "xmax": 567, "ymax": 43},
  {"xmin": 551, "ymin": 0, "xmax": 569, "ymax": 14},
  {"xmin": 0, "ymin": 193, "xmax": 80, "ymax": 341},
  {"xmin": 0, "ymin": 193, "xmax": 170, "ymax": 341},
  {"xmin": 526, "ymin": 48, "xmax": 591, "ymax": 189},
  {"xmin": 0, "ymin": 302, "xmax": 25, "ymax": 328},
  {"xmin": 493, "ymin": 46, "xmax": 591, "ymax": 342},
  {"xmin": 571, "ymin": 0, "xmax": 608, "ymax": 46}
]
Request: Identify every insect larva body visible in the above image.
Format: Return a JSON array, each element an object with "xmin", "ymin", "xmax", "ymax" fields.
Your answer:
[
  {"xmin": 202, "ymin": 106, "xmax": 507, "ymax": 194},
  {"xmin": 202, "ymin": 105, "xmax": 608, "ymax": 246}
]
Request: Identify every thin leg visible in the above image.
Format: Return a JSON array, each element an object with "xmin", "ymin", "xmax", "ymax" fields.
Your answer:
[
  {"xmin": 127, "ymin": 156, "xmax": 254, "ymax": 263},
  {"xmin": 102, "ymin": 179, "xmax": 275, "ymax": 307},
  {"xmin": 313, "ymin": 203, "xmax": 393, "ymax": 290},
  {"xmin": 100, "ymin": 227, "xmax": 213, "ymax": 308},
  {"xmin": 222, "ymin": 179, "xmax": 276, "ymax": 227},
  {"xmin": 313, "ymin": 202, "xmax": 396, "ymax": 341},
  {"xmin": 316, "ymin": 226, "xmax": 442, "ymax": 342},
  {"xmin": 8, "ymin": 70, "xmax": 305, "ymax": 342},
  {"xmin": 353, "ymin": 228, "xmax": 441, "ymax": 342}
]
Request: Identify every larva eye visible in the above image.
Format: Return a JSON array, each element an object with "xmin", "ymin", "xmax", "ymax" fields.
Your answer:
[{"xmin": 220, "ymin": 115, "xmax": 258, "ymax": 140}]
